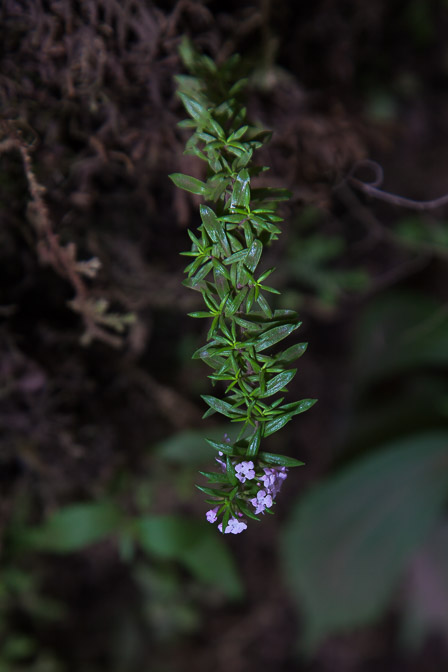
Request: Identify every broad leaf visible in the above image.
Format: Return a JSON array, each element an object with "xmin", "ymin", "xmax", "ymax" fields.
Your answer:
[
  {"xmin": 136, "ymin": 515, "xmax": 242, "ymax": 599},
  {"xmin": 281, "ymin": 432, "xmax": 448, "ymax": 651},
  {"xmin": 22, "ymin": 502, "xmax": 121, "ymax": 552}
]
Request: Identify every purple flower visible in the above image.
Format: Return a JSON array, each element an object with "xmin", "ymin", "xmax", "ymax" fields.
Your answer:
[
  {"xmin": 250, "ymin": 489, "xmax": 273, "ymax": 514},
  {"xmin": 218, "ymin": 517, "xmax": 247, "ymax": 534},
  {"xmin": 215, "ymin": 456, "xmax": 226, "ymax": 470},
  {"xmin": 261, "ymin": 466, "xmax": 288, "ymax": 497},
  {"xmin": 235, "ymin": 460, "xmax": 255, "ymax": 483},
  {"xmin": 206, "ymin": 507, "xmax": 218, "ymax": 523}
]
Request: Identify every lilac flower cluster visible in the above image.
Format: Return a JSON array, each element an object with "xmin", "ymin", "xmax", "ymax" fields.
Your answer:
[
  {"xmin": 260, "ymin": 466, "xmax": 288, "ymax": 497},
  {"xmin": 235, "ymin": 460, "xmax": 255, "ymax": 483},
  {"xmin": 250, "ymin": 489, "xmax": 273, "ymax": 514},
  {"xmin": 205, "ymin": 461, "xmax": 289, "ymax": 533},
  {"xmin": 218, "ymin": 517, "xmax": 247, "ymax": 534}
]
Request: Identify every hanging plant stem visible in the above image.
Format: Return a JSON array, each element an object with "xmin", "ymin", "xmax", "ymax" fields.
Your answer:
[{"xmin": 170, "ymin": 39, "xmax": 316, "ymax": 533}]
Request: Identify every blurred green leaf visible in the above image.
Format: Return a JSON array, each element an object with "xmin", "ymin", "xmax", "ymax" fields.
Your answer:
[
  {"xmin": 137, "ymin": 516, "xmax": 201, "ymax": 557},
  {"xmin": 281, "ymin": 432, "xmax": 448, "ymax": 651},
  {"xmin": 395, "ymin": 215, "xmax": 448, "ymax": 250},
  {"xmin": 136, "ymin": 515, "xmax": 242, "ymax": 599},
  {"xmin": 22, "ymin": 502, "xmax": 121, "ymax": 552},
  {"xmin": 365, "ymin": 90, "xmax": 397, "ymax": 121},
  {"xmin": 2, "ymin": 636, "xmax": 36, "ymax": 661}
]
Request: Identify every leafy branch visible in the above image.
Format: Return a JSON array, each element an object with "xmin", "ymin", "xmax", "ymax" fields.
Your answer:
[{"xmin": 170, "ymin": 39, "xmax": 316, "ymax": 533}]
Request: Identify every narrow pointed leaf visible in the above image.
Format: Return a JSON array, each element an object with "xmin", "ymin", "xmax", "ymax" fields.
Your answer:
[
  {"xmin": 277, "ymin": 342, "xmax": 308, "ymax": 363},
  {"xmin": 259, "ymin": 452, "xmax": 305, "ymax": 467},
  {"xmin": 255, "ymin": 323, "xmax": 301, "ymax": 352},
  {"xmin": 264, "ymin": 413, "xmax": 293, "ymax": 436},
  {"xmin": 230, "ymin": 169, "xmax": 251, "ymax": 210},
  {"xmin": 246, "ymin": 424, "xmax": 262, "ymax": 458},
  {"xmin": 199, "ymin": 471, "xmax": 230, "ymax": 484},
  {"xmin": 169, "ymin": 173, "xmax": 207, "ymax": 195},
  {"xmin": 202, "ymin": 395, "xmax": 245, "ymax": 418},
  {"xmin": 200, "ymin": 205, "xmax": 230, "ymax": 255},
  {"xmin": 260, "ymin": 369, "xmax": 297, "ymax": 398},
  {"xmin": 281, "ymin": 398, "xmax": 318, "ymax": 416},
  {"xmin": 178, "ymin": 92, "xmax": 210, "ymax": 124},
  {"xmin": 245, "ymin": 239, "xmax": 263, "ymax": 273}
]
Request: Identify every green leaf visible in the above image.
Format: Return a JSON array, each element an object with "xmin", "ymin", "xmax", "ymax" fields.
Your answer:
[
  {"xmin": 199, "ymin": 471, "xmax": 230, "ymax": 484},
  {"xmin": 246, "ymin": 424, "xmax": 262, "ymax": 457},
  {"xmin": 209, "ymin": 118, "xmax": 225, "ymax": 140},
  {"xmin": 178, "ymin": 92, "xmax": 211, "ymax": 124},
  {"xmin": 281, "ymin": 432, "xmax": 448, "ymax": 652},
  {"xmin": 263, "ymin": 413, "xmax": 293, "ymax": 436},
  {"xmin": 226, "ymin": 455, "xmax": 238, "ymax": 485},
  {"xmin": 136, "ymin": 514, "xmax": 243, "ymax": 599},
  {"xmin": 223, "ymin": 249, "xmax": 248, "ymax": 265},
  {"xmin": 181, "ymin": 532, "xmax": 243, "ymax": 599},
  {"xmin": 205, "ymin": 438, "xmax": 236, "ymax": 456},
  {"xmin": 201, "ymin": 395, "xmax": 244, "ymax": 418},
  {"xmin": 259, "ymin": 452, "xmax": 305, "ymax": 467},
  {"xmin": 188, "ymin": 311, "xmax": 213, "ymax": 318},
  {"xmin": 281, "ymin": 398, "xmax": 317, "ymax": 416},
  {"xmin": 23, "ymin": 502, "xmax": 121, "ymax": 552},
  {"xmin": 230, "ymin": 169, "xmax": 251, "ymax": 210},
  {"xmin": 277, "ymin": 342, "xmax": 308, "ymax": 363},
  {"xmin": 260, "ymin": 369, "xmax": 297, "ymax": 398},
  {"xmin": 137, "ymin": 515, "xmax": 201, "ymax": 557},
  {"xmin": 236, "ymin": 500, "xmax": 261, "ymax": 521},
  {"xmin": 257, "ymin": 293, "xmax": 272, "ymax": 318},
  {"xmin": 255, "ymin": 323, "xmax": 301, "ymax": 352},
  {"xmin": 228, "ymin": 126, "xmax": 249, "ymax": 142},
  {"xmin": 226, "ymin": 287, "xmax": 248, "ymax": 315},
  {"xmin": 195, "ymin": 484, "xmax": 229, "ymax": 496},
  {"xmin": 213, "ymin": 263, "xmax": 230, "ymax": 300},
  {"xmin": 169, "ymin": 173, "xmax": 207, "ymax": 195},
  {"xmin": 222, "ymin": 509, "xmax": 231, "ymax": 533},
  {"xmin": 190, "ymin": 260, "xmax": 213, "ymax": 285},
  {"xmin": 200, "ymin": 205, "xmax": 230, "ymax": 255},
  {"xmin": 245, "ymin": 239, "xmax": 263, "ymax": 273}
]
